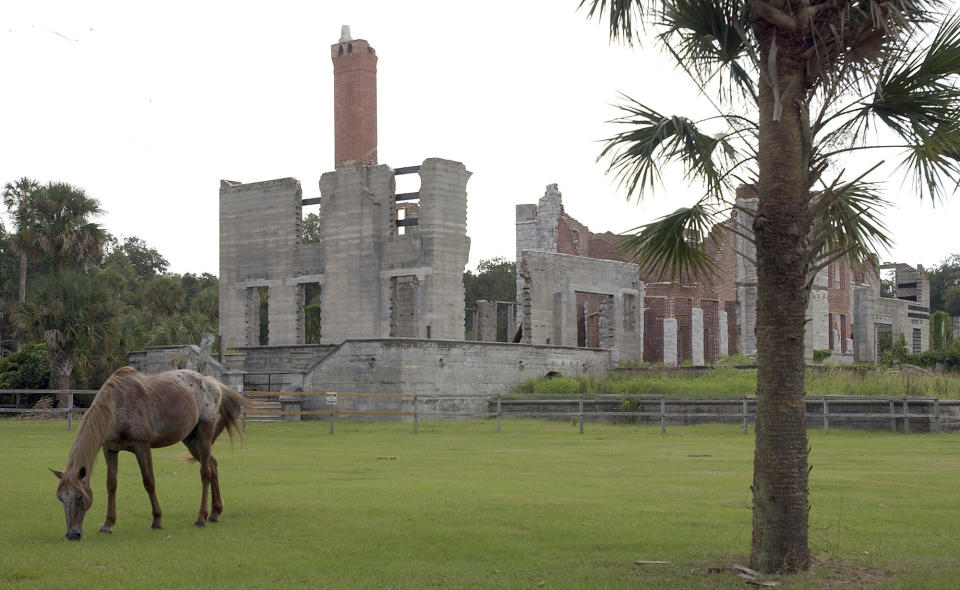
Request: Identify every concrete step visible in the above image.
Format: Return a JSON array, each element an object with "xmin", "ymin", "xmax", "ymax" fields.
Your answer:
[{"xmin": 245, "ymin": 399, "xmax": 283, "ymax": 422}]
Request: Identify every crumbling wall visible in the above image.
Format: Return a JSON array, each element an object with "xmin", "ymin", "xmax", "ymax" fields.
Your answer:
[
  {"xmin": 518, "ymin": 250, "xmax": 643, "ymax": 362},
  {"xmin": 219, "ymin": 178, "xmax": 304, "ymax": 348}
]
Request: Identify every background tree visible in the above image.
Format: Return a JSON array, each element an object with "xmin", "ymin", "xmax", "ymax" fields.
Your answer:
[
  {"xmin": 582, "ymin": 0, "xmax": 960, "ymax": 572},
  {"xmin": 0, "ymin": 222, "xmax": 19, "ymax": 355},
  {"xmin": 302, "ymin": 212, "xmax": 321, "ymax": 244},
  {"xmin": 28, "ymin": 182, "xmax": 107, "ymax": 272},
  {"xmin": 103, "ymin": 235, "xmax": 169, "ymax": 280},
  {"xmin": 928, "ymin": 253, "xmax": 960, "ymax": 316},
  {"xmin": 12, "ymin": 270, "xmax": 119, "ymax": 402},
  {"xmin": 464, "ymin": 258, "xmax": 517, "ymax": 304},
  {"xmin": 2, "ymin": 177, "xmax": 41, "ymax": 304},
  {"xmin": 144, "ymin": 275, "xmax": 186, "ymax": 317}
]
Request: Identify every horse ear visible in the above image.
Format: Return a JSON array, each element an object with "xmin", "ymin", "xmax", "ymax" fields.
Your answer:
[{"xmin": 50, "ymin": 468, "xmax": 64, "ymax": 479}]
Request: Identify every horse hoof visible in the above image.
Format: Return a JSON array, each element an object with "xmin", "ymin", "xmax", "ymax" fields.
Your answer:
[
  {"xmin": 194, "ymin": 520, "xmax": 206, "ymax": 528},
  {"xmin": 98, "ymin": 525, "xmax": 113, "ymax": 534},
  {"xmin": 151, "ymin": 523, "xmax": 163, "ymax": 530},
  {"xmin": 208, "ymin": 514, "xmax": 219, "ymax": 523}
]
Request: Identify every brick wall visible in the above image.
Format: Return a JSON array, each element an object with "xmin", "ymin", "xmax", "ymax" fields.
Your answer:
[{"xmin": 331, "ymin": 37, "xmax": 377, "ymax": 166}]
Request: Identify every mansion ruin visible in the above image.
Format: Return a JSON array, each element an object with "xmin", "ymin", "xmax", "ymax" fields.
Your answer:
[
  {"xmin": 508, "ymin": 184, "xmax": 930, "ymax": 366},
  {"xmin": 129, "ymin": 27, "xmax": 936, "ymax": 410},
  {"xmin": 218, "ymin": 29, "xmax": 469, "ymax": 349}
]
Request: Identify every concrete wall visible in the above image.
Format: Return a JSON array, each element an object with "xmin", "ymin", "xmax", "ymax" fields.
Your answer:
[
  {"xmin": 805, "ymin": 289, "xmax": 830, "ymax": 358},
  {"xmin": 732, "ymin": 196, "xmax": 758, "ymax": 358},
  {"xmin": 853, "ymin": 286, "xmax": 876, "ymax": 363},
  {"xmin": 517, "ymin": 250, "xmax": 643, "ymax": 362},
  {"xmin": 219, "ymin": 178, "xmax": 304, "ymax": 347},
  {"xmin": 318, "ymin": 164, "xmax": 394, "ymax": 342},
  {"xmin": 220, "ymin": 158, "xmax": 471, "ymax": 350}
]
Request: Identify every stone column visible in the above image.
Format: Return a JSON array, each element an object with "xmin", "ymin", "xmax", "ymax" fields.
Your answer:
[
  {"xmin": 691, "ymin": 307, "xmax": 704, "ymax": 366},
  {"xmin": 476, "ymin": 300, "xmax": 497, "ymax": 342},
  {"xmin": 663, "ymin": 318, "xmax": 678, "ymax": 367},
  {"xmin": 718, "ymin": 310, "xmax": 729, "ymax": 358}
]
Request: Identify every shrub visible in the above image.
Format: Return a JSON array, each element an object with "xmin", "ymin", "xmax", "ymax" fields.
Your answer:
[{"xmin": 813, "ymin": 349, "xmax": 832, "ymax": 363}]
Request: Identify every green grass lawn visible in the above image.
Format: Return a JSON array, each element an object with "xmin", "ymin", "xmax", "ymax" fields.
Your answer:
[
  {"xmin": 2, "ymin": 418, "xmax": 958, "ymax": 589},
  {"xmin": 517, "ymin": 366, "xmax": 960, "ymax": 399}
]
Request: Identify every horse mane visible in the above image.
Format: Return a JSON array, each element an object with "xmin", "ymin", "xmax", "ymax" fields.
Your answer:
[{"xmin": 63, "ymin": 367, "xmax": 139, "ymax": 486}]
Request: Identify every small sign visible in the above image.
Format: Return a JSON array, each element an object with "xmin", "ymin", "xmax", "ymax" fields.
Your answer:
[{"xmin": 326, "ymin": 392, "xmax": 337, "ymax": 405}]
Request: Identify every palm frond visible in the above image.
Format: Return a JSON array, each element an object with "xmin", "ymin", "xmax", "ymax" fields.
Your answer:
[
  {"xmin": 657, "ymin": 0, "xmax": 757, "ymax": 102},
  {"xmin": 579, "ymin": 0, "xmax": 645, "ymax": 44},
  {"xmin": 600, "ymin": 98, "xmax": 740, "ymax": 201},
  {"xmin": 807, "ymin": 174, "xmax": 893, "ymax": 281},
  {"xmin": 618, "ymin": 201, "xmax": 722, "ymax": 281},
  {"xmin": 816, "ymin": 12, "xmax": 960, "ymax": 200}
]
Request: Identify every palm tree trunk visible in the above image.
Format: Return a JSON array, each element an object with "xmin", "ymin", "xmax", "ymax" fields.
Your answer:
[
  {"xmin": 54, "ymin": 369, "xmax": 72, "ymax": 409},
  {"xmin": 18, "ymin": 252, "xmax": 26, "ymax": 304},
  {"xmin": 750, "ymin": 38, "xmax": 811, "ymax": 574}
]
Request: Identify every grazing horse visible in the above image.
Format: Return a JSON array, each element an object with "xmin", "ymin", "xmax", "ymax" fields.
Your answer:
[{"xmin": 51, "ymin": 367, "xmax": 249, "ymax": 540}]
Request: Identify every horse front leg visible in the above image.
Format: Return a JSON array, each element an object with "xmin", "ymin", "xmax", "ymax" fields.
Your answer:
[
  {"xmin": 99, "ymin": 448, "xmax": 119, "ymax": 534},
  {"xmin": 132, "ymin": 445, "xmax": 163, "ymax": 529}
]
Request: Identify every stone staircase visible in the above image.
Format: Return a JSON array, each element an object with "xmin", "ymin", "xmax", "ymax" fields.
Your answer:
[{"xmin": 245, "ymin": 397, "xmax": 283, "ymax": 422}]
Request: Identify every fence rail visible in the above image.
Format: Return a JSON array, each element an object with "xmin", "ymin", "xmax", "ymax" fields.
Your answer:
[
  {"xmin": 239, "ymin": 391, "xmax": 954, "ymax": 435},
  {"xmin": 0, "ymin": 390, "xmax": 98, "ymax": 430},
  {"xmin": 2, "ymin": 388, "xmax": 951, "ymax": 435}
]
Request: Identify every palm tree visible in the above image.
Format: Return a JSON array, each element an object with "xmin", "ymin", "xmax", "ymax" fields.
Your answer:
[
  {"xmin": 12, "ymin": 269, "xmax": 119, "ymax": 402},
  {"xmin": 581, "ymin": 0, "xmax": 960, "ymax": 573},
  {"xmin": 29, "ymin": 182, "xmax": 107, "ymax": 272},
  {"xmin": 2, "ymin": 177, "xmax": 41, "ymax": 304},
  {"xmin": 144, "ymin": 275, "xmax": 186, "ymax": 317}
]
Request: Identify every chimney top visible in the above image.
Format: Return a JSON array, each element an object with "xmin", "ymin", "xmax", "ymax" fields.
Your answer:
[{"xmin": 339, "ymin": 25, "xmax": 352, "ymax": 43}]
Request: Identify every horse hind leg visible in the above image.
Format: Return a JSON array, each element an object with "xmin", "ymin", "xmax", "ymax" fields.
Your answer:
[
  {"xmin": 132, "ymin": 444, "xmax": 163, "ymax": 530},
  {"xmin": 207, "ymin": 456, "xmax": 223, "ymax": 523},
  {"xmin": 183, "ymin": 427, "xmax": 214, "ymax": 527}
]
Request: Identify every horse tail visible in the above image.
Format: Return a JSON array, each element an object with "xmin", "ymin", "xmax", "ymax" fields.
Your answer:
[{"xmin": 217, "ymin": 383, "xmax": 251, "ymax": 442}]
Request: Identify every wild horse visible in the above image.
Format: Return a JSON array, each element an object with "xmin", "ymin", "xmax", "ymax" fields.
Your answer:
[{"xmin": 52, "ymin": 367, "xmax": 249, "ymax": 540}]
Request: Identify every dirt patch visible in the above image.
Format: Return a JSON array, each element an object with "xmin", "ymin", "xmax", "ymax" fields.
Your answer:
[{"xmin": 806, "ymin": 556, "xmax": 896, "ymax": 588}]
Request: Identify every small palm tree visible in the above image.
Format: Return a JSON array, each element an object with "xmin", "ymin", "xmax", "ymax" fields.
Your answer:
[
  {"xmin": 582, "ymin": 0, "xmax": 960, "ymax": 573},
  {"xmin": 12, "ymin": 270, "xmax": 119, "ymax": 402},
  {"xmin": 2, "ymin": 177, "xmax": 41, "ymax": 304}
]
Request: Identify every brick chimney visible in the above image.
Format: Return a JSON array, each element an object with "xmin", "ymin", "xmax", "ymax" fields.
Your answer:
[{"xmin": 331, "ymin": 25, "xmax": 377, "ymax": 167}]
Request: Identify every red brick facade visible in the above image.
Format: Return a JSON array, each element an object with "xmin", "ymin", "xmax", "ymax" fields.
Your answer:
[
  {"xmin": 547, "ymin": 185, "xmax": 856, "ymax": 362},
  {"xmin": 331, "ymin": 38, "xmax": 378, "ymax": 166}
]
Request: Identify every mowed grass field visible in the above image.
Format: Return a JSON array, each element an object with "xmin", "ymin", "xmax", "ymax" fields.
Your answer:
[{"xmin": 1, "ymin": 418, "xmax": 959, "ymax": 589}]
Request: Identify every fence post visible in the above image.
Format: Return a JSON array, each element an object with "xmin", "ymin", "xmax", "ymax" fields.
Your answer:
[
  {"xmin": 413, "ymin": 394, "xmax": 419, "ymax": 434},
  {"xmin": 67, "ymin": 392, "xmax": 73, "ymax": 431},
  {"xmin": 578, "ymin": 394, "xmax": 584, "ymax": 435},
  {"xmin": 329, "ymin": 409, "xmax": 334, "ymax": 435},
  {"xmin": 660, "ymin": 396, "xmax": 666, "ymax": 435},
  {"xmin": 903, "ymin": 398, "xmax": 910, "ymax": 434},
  {"xmin": 496, "ymin": 394, "xmax": 502, "ymax": 433},
  {"xmin": 934, "ymin": 398, "xmax": 941, "ymax": 434},
  {"xmin": 889, "ymin": 399, "xmax": 895, "ymax": 432},
  {"xmin": 823, "ymin": 397, "xmax": 829, "ymax": 434},
  {"xmin": 742, "ymin": 397, "xmax": 748, "ymax": 435}
]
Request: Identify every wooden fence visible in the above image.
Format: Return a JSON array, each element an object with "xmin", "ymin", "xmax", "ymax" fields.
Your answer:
[
  {"xmin": 0, "ymin": 390, "xmax": 97, "ymax": 430},
  {"xmin": 241, "ymin": 391, "xmax": 955, "ymax": 435},
  {"xmin": 2, "ymin": 388, "xmax": 952, "ymax": 435}
]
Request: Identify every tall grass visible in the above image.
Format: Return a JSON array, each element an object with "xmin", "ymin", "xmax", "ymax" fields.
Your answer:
[{"xmin": 515, "ymin": 366, "xmax": 960, "ymax": 399}]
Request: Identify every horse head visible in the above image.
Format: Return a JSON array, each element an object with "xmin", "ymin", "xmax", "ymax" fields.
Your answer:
[{"xmin": 51, "ymin": 466, "xmax": 93, "ymax": 540}]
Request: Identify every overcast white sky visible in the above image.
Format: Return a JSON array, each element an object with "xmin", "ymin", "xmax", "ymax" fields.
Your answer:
[{"xmin": 2, "ymin": 0, "xmax": 958, "ymax": 276}]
